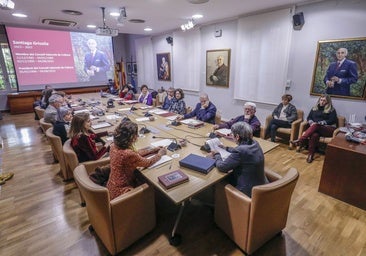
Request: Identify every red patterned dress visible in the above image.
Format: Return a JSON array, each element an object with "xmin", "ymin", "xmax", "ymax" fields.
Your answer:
[{"xmin": 106, "ymin": 144, "xmax": 161, "ymax": 200}]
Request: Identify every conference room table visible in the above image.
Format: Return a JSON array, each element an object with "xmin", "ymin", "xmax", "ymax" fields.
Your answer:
[{"xmin": 71, "ymin": 92, "xmax": 279, "ymax": 245}]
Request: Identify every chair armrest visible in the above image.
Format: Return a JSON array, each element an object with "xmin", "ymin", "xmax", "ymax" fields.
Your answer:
[
  {"xmin": 289, "ymin": 118, "xmax": 303, "ymax": 143},
  {"xmin": 332, "ymin": 128, "xmax": 341, "ymax": 138},
  {"xmin": 298, "ymin": 120, "xmax": 309, "ymax": 137},
  {"xmin": 264, "ymin": 115, "xmax": 273, "ymax": 129},
  {"xmin": 83, "ymin": 158, "xmax": 110, "ymax": 174}
]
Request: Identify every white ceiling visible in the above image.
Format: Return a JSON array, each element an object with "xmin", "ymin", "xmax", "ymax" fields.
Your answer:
[{"xmin": 0, "ymin": 0, "xmax": 322, "ymax": 35}]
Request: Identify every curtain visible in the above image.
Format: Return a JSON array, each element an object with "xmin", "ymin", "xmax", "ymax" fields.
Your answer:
[{"xmin": 234, "ymin": 8, "xmax": 293, "ymax": 104}]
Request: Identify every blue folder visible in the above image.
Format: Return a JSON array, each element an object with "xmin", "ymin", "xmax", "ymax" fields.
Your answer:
[{"xmin": 179, "ymin": 154, "xmax": 216, "ymax": 174}]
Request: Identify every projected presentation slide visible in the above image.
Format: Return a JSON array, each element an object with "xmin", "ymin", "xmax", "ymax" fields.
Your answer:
[{"xmin": 6, "ymin": 26, "xmax": 115, "ymax": 91}]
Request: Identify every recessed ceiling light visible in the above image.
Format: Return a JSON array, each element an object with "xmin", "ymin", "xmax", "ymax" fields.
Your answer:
[
  {"xmin": 62, "ymin": 10, "xmax": 82, "ymax": 16},
  {"xmin": 187, "ymin": 0, "xmax": 209, "ymax": 4},
  {"xmin": 192, "ymin": 14, "xmax": 203, "ymax": 19},
  {"xmin": 12, "ymin": 13, "xmax": 27, "ymax": 18},
  {"xmin": 129, "ymin": 19, "xmax": 145, "ymax": 24},
  {"xmin": 110, "ymin": 12, "xmax": 120, "ymax": 17},
  {"xmin": 144, "ymin": 27, "xmax": 152, "ymax": 31},
  {"xmin": 87, "ymin": 25, "xmax": 96, "ymax": 28}
]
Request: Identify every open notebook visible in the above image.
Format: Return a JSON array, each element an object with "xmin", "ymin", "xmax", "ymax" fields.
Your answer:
[{"xmin": 148, "ymin": 155, "xmax": 173, "ymax": 169}]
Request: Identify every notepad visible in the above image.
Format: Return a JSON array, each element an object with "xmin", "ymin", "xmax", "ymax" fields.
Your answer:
[
  {"xmin": 148, "ymin": 155, "xmax": 173, "ymax": 169},
  {"xmin": 216, "ymin": 128, "xmax": 232, "ymax": 136},
  {"xmin": 91, "ymin": 122, "xmax": 112, "ymax": 130},
  {"xmin": 151, "ymin": 139, "xmax": 173, "ymax": 148}
]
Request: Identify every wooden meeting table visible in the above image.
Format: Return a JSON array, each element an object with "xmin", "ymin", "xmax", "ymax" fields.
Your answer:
[{"xmin": 72, "ymin": 92, "xmax": 279, "ymax": 245}]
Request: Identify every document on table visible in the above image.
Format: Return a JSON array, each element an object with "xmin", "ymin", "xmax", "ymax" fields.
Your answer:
[
  {"xmin": 216, "ymin": 128, "xmax": 232, "ymax": 136},
  {"xmin": 151, "ymin": 139, "xmax": 173, "ymax": 148},
  {"xmin": 91, "ymin": 122, "xmax": 112, "ymax": 130},
  {"xmin": 135, "ymin": 117, "xmax": 150, "ymax": 122},
  {"xmin": 206, "ymin": 138, "xmax": 230, "ymax": 160},
  {"xmin": 148, "ymin": 155, "xmax": 173, "ymax": 169}
]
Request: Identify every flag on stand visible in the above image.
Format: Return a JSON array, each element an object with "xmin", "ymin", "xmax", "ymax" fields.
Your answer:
[
  {"xmin": 114, "ymin": 64, "xmax": 120, "ymax": 91},
  {"xmin": 121, "ymin": 58, "xmax": 127, "ymax": 87}
]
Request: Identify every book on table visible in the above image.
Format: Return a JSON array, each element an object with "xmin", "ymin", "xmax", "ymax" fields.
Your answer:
[
  {"xmin": 179, "ymin": 153, "xmax": 216, "ymax": 174},
  {"xmin": 158, "ymin": 169, "xmax": 189, "ymax": 189},
  {"xmin": 205, "ymin": 138, "xmax": 230, "ymax": 160}
]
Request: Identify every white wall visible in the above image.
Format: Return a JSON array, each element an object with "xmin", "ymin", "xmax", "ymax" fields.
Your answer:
[
  {"xmin": 124, "ymin": 0, "xmax": 366, "ymax": 124},
  {"xmin": 288, "ymin": 0, "xmax": 366, "ymax": 123}
]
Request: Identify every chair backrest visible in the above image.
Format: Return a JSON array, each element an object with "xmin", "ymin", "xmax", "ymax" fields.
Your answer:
[
  {"xmin": 35, "ymin": 106, "xmax": 45, "ymax": 119},
  {"xmin": 39, "ymin": 118, "xmax": 53, "ymax": 134},
  {"xmin": 46, "ymin": 128, "xmax": 72, "ymax": 180},
  {"xmin": 215, "ymin": 112, "xmax": 222, "ymax": 125},
  {"xmin": 63, "ymin": 139, "xmax": 80, "ymax": 173},
  {"xmin": 297, "ymin": 109, "xmax": 304, "ymax": 121},
  {"xmin": 247, "ymin": 168, "xmax": 299, "ymax": 253},
  {"xmin": 337, "ymin": 115, "xmax": 345, "ymax": 128},
  {"xmin": 73, "ymin": 165, "xmax": 114, "ymax": 252}
]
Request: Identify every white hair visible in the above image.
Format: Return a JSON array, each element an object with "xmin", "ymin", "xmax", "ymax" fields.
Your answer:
[{"xmin": 244, "ymin": 102, "xmax": 256, "ymax": 110}]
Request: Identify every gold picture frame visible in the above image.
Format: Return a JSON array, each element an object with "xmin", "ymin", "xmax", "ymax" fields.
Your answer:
[
  {"xmin": 206, "ymin": 49, "xmax": 231, "ymax": 87},
  {"xmin": 310, "ymin": 37, "xmax": 366, "ymax": 100}
]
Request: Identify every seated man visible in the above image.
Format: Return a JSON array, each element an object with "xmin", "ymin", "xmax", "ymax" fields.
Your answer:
[
  {"xmin": 177, "ymin": 93, "xmax": 217, "ymax": 124},
  {"xmin": 161, "ymin": 87, "xmax": 174, "ymax": 110},
  {"xmin": 44, "ymin": 94, "xmax": 64, "ymax": 124},
  {"xmin": 213, "ymin": 102, "xmax": 261, "ymax": 137}
]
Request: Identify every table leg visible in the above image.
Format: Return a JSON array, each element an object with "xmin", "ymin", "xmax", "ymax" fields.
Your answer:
[{"xmin": 169, "ymin": 201, "xmax": 185, "ymax": 246}]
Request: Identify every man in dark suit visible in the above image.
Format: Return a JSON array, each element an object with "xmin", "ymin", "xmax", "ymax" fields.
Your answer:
[
  {"xmin": 209, "ymin": 55, "xmax": 228, "ymax": 86},
  {"xmin": 84, "ymin": 39, "xmax": 110, "ymax": 82},
  {"xmin": 324, "ymin": 47, "xmax": 358, "ymax": 96}
]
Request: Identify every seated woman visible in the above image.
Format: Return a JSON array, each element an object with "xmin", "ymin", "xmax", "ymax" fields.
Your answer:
[
  {"xmin": 69, "ymin": 112, "xmax": 110, "ymax": 163},
  {"xmin": 265, "ymin": 94, "xmax": 298, "ymax": 142},
  {"xmin": 291, "ymin": 94, "xmax": 337, "ymax": 163},
  {"xmin": 209, "ymin": 122, "xmax": 268, "ymax": 197},
  {"xmin": 106, "ymin": 121, "xmax": 167, "ymax": 200},
  {"xmin": 119, "ymin": 85, "xmax": 135, "ymax": 100},
  {"xmin": 53, "ymin": 107, "xmax": 73, "ymax": 145},
  {"xmin": 137, "ymin": 84, "xmax": 153, "ymax": 106},
  {"xmin": 168, "ymin": 88, "xmax": 186, "ymax": 115}
]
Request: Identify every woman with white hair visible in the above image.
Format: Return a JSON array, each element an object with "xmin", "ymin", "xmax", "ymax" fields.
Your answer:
[{"xmin": 209, "ymin": 122, "xmax": 268, "ymax": 197}]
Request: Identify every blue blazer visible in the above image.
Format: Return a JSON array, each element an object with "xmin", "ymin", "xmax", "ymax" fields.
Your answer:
[
  {"xmin": 324, "ymin": 58, "xmax": 358, "ymax": 96},
  {"xmin": 84, "ymin": 50, "xmax": 110, "ymax": 82}
]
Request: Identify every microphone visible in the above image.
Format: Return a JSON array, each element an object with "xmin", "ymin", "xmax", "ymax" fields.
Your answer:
[
  {"xmin": 130, "ymin": 104, "xmax": 137, "ymax": 111},
  {"xmin": 107, "ymin": 98, "xmax": 115, "ymax": 108},
  {"xmin": 119, "ymin": 114, "xmax": 131, "ymax": 122},
  {"xmin": 171, "ymin": 120, "xmax": 181, "ymax": 126},
  {"xmin": 139, "ymin": 124, "xmax": 150, "ymax": 134},
  {"xmin": 152, "ymin": 136, "xmax": 181, "ymax": 151},
  {"xmin": 144, "ymin": 112, "xmax": 153, "ymax": 117}
]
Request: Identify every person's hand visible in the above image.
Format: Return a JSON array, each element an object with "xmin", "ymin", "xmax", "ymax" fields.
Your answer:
[
  {"xmin": 211, "ymin": 75, "xmax": 218, "ymax": 82},
  {"xmin": 207, "ymin": 151, "xmax": 218, "ymax": 159},
  {"xmin": 158, "ymin": 147, "xmax": 167, "ymax": 157},
  {"xmin": 202, "ymin": 100, "xmax": 210, "ymax": 109},
  {"xmin": 326, "ymin": 80, "xmax": 334, "ymax": 88},
  {"xmin": 212, "ymin": 124, "xmax": 219, "ymax": 130},
  {"xmin": 331, "ymin": 76, "xmax": 340, "ymax": 83},
  {"xmin": 273, "ymin": 115, "xmax": 279, "ymax": 120},
  {"xmin": 176, "ymin": 115, "xmax": 183, "ymax": 120}
]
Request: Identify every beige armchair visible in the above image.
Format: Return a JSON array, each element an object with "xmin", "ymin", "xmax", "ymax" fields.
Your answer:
[
  {"xmin": 34, "ymin": 106, "xmax": 45, "ymax": 119},
  {"xmin": 45, "ymin": 128, "xmax": 73, "ymax": 180},
  {"xmin": 215, "ymin": 168, "xmax": 299, "ymax": 255},
  {"xmin": 296, "ymin": 115, "xmax": 345, "ymax": 151},
  {"xmin": 63, "ymin": 139, "xmax": 110, "ymax": 205},
  {"xmin": 39, "ymin": 118, "xmax": 53, "ymax": 134},
  {"xmin": 264, "ymin": 109, "xmax": 304, "ymax": 149},
  {"xmin": 74, "ymin": 164, "xmax": 156, "ymax": 256}
]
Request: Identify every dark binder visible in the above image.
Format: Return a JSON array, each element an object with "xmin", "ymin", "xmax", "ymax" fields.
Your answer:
[
  {"xmin": 158, "ymin": 170, "xmax": 189, "ymax": 189},
  {"xmin": 179, "ymin": 154, "xmax": 216, "ymax": 174}
]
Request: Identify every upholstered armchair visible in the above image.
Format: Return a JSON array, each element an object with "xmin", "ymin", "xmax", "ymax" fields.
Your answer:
[
  {"xmin": 63, "ymin": 139, "xmax": 110, "ymax": 205},
  {"xmin": 296, "ymin": 115, "xmax": 345, "ymax": 151},
  {"xmin": 214, "ymin": 168, "xmax": 299, "ymax": 255},
  {"xmin": 34, "ymin": 106, "xmax": 45, "ymax": 119},
  {"xmin": 263, "ymin": 109, "xmax": 304, "ymax": 149},
  {"xmin": 39, "ymin": 118, "xmax": 53, "ymax": 134},
  {"xmin": 74, "ymin": 164, "xmax": 156, "ymax": 256},
  {"xmin": 45, "ymin": 128, "xmax": 73, "ymax": 180}
]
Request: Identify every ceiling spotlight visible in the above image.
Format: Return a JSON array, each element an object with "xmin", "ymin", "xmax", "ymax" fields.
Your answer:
[
  {"xmin": 181, "ymin": 19, "xmax": 196, "ymax": 31},
  {"xmin": 187, "ymin": 0, "xmax": 209, "ymax": 4},
  {"xmin": 0, "ymin": 0, "xmax": 15, "ymax": 10}
]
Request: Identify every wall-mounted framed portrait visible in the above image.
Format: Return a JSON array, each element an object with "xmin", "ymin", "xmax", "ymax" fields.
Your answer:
[
  {"xmin": 310, "ymin": 37, "xmax": 366, "ymax": 100},
  {"xmin": 156, "ymin": 52, "xmax": 171, "ymax": 81},
  {"xmin": 206, "ymin": 49, "xmax": 231, "ymax": 87}
]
